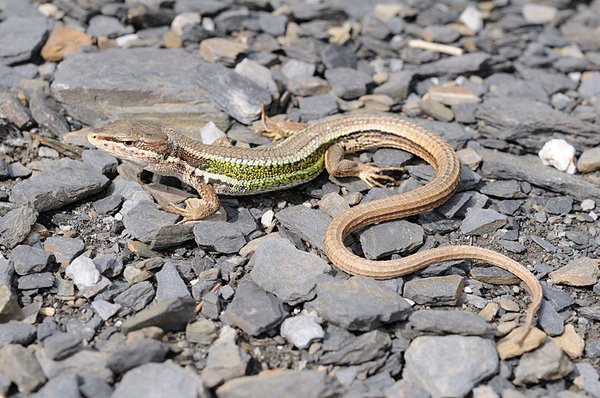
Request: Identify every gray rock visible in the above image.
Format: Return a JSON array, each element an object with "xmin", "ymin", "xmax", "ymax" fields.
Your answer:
[
  {"xmin": 91, "ymin": 299, "xmax": 121, "ymax": 321},
  {"xmin": 513, "ymin": 340, "xmax": 573, "ymax": 385},
  {"xmin": 0, "ymin": 320, "xmax": 36, "ymax": 347},
  {"xmin": 51, "ymin": 48, "xmax": 228, "ymax": 130},
  {"xmin": 193, "ymin": 221, "xmax": 246, "ymax": 254},
  {"xmin": 43, "ymin": 332, "xmax": 83, "ymax": 360},
  {"xmin": 320, "ymin": 329, "xmax": 391, "ymax": 365},
  {"xmin": 574, "ymin": 362, "xmax": 600, "ymax": 398},
  {"xmin": 28, "ymin": 91, "xmax": 70, "ymax": 134},
  {"xmin": 580, "ymin": 72, "xmax": 600, "ymax": 98},
  {"xmin": 280, "ymin": 313, "xmax": 324, "ymax": 349},
  {"xmin": 0, "ymin": 256, "xmax": 12, "ymax": 285},
  {"xmin": 0, "ymin": 64, "xmax": 22, "ymax": 89},
  {"xmin": 30, "ymin": 374, "xmax": 80, "ymax": 398},
  {"xmin": 234, "ymin": 59, "xmax": 277, "ymax": 95},
  {"xmin": 9, "ymin": 244, "xmax": 53, "ymax": 275},
  {"xmin": 121, "ymin": 297, "xmax": 195, "ymax": 333},
  {"xmin": 531, "ymin": 235, "xmax": 558, "ymax": 253},
  {"xmin": 257, "ymin": 13, "xmax": 287, "ymax": 36},
  {"xmin": 35, "ymin": 348, "xmax": 111, "ymax": 383},
  {"xmin": 542, "ymin": 284, "xmax": 575, "ymax": 311},
  {"xmin": 114, "ymin": 281, "xmax": 155, "ymax": 312},
  {"xmin": 0, "ymin": 371, "xmax": 9, "ymax": 395},
  {"xmin": 0, "ymin": 205, "xmax": 38, "ymax": 249},
  {"xmin": 0, "ymin": 344, "xmax": 46, "ymax": 393},
  {"xmin": 537, "ymin": 300, "xmax": 565, "ymax": 337},
  {"xmin": 107, "ymin": 339, "xmax": 169, "ymax": 374},
  {"xmin": 82, "ymin": 150, "xmax": 118, "ymax": 176},
  {"xmin": 359, "ymin": 220, "xmax": 424, "ymax": 259},
  {"xmin": 409, "ymin": 310, "xmax": 494, "ymax": 336},
  {"xmin": 225, "ymin": 279, "xmax": 286, "ymax": 336},
  {"xmin": 17, "ymin": 272, "xmax": 55, "ymax": 290},
  {"xmin": 155, "ymin": 262, "xmax": 190, "ymax": 302},
  {"xmin": 216, "ymin": 370, "xmax": 327, "ymax": 398},
  {"xmin": 0, "ymin": 91, "xmax": 34, "ymax": 129},
  {"xmin": 275, "ymin": 205, "xmax": 331, "ymax": 251},
  {"xmin": 476, "ymin": 97, "xmax": 599, "ymax": 147},
  {"xmin": 43, "ymin": 236, "xmax": 85, "ymax": 267},
  {"xmin": 320, "ymin": 44, "xmax": 357, "ymax": 69},
  {"xmin": 374, "ymin": 71, "xmax": 414, "ymax": 101},
  {"xmin": 10, "ymin": 167, "xmax": 110, "ymax": 212},
  {"xmin": 460, "ymin": 208, "xmax": 508, "ymax": 235},
  {"xmin": 470, "ymin": 266, "xmax": 520, "ymax": 285},
  {"xmin": 123, "ymin": 201, "xmax": 179, "ymax": 243},
  {"xmin": 113, "ymin": 361, "xmax": 209, "ymax": 398},
  {"xmin": 249, "ymin": 238, "xmax": 330, "ymax": 305},
  {"xmin": 307, "ymin": 276, "xmax": 412, "ymax": 331},
  {"xmin": 545, "ymin": 196, "xmax": 573, "ymax": 215},
  {"xmin": 201, "ymin": 325, "xmax": 250, "ymax": 389},
  {"xmin": 403, "ymin": 275, "xmax": 465, "ymax": 306},
  {"xmin": 298, "ymin": 94, "xmax": 338, "ymax": 121},
  {"xmin": 480, "ymin": 180, "xmax": 523, "ymax": 199},
  {"xmin": 0, "ymin": 17, "xmax": 50, "ymax": 65},
  {"xmin": 200, "ymin": 291, "xmax": 221, "ymax": 320},
  {"xmin": 324, "ymin": 67, "xmax": 371, "ymax": 100},
  {"xmin": 93, "ymin": 194, "xmax": 124, "ymax": 215},
  {"xmin": 404, "ymin": 335, "xmax": 498, "ymax": 397},
  {"xmin": 0, "ymin": 284, "xmax": 22, "ymax": 322},
  {"xmin": 497, "ymin": 239, "xmax": 526, "ymax": 254},
  {"xmin": 87, "ymin": 15, "xmax": 133, "ymax": 38},
  {"xmin": 578, "ymin": 147, "xmax": 600, "ymax": 173},
  {"xmin": 417, "ymin": 52, "xmax": 490, "ymax": 77},
  {"xmin": 281, "ymin": 59, "xmax": 315, "ymax": 80},
  {"xmin": 186, "ymin": 319, "xmax": 218, "ymax": 346}
]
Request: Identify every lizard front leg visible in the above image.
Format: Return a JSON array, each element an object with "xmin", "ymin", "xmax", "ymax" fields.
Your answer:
[
  {"xmin": 325, "ymin": 143, "xmax": 406, "ymax": 188},
  {"xmin": 159, "ymin": 176, "xmax": 220, "ymax": 223}
]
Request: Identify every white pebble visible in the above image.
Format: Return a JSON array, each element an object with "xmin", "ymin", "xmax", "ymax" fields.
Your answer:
[
  {"xmin": 200, "ymin": 121, "xmax": 226, "ymax": 144},
  {"xmin": 460, "ymin": 5, "xmax": 483, "ymax": 32},
  {"xmin": 260, "ymin": 210, "xmax": 274, "ymax": 228},
  {"xmin": 171, "ymin": 12, "xmax": 201, "ymax": 36},
  {"xmin": 581, "ymin": 199, "xmax": 596, "ymax": 211},
  {"xmin": 538, "ymin": 139, "xmax": 576, "ymax": 174}
]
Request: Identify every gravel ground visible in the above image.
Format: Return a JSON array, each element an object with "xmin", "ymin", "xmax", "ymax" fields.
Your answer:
[{"xmin": 1, "ymin": 0, "xmax": 600, "ymax": 397}]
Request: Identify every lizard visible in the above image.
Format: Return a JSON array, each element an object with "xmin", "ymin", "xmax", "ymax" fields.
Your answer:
[{"xmin": 88, "ymin": 111, "xmax": 543, "ymax": 342}]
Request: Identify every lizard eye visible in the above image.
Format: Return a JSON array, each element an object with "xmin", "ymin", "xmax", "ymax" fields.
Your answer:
[{"xmin": 124, "ymin": 141, "xmax": 134, "ymax": 146}]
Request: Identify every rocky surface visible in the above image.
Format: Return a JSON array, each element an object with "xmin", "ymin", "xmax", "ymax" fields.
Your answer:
[{"xmin": 0, "ymin": 0, "xmax": 600, "ymax": 397}]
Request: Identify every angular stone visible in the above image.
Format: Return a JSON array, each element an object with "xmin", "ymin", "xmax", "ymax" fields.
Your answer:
[
  {"xmin": 538, "ymin": 300, "xmax": 565, "ymax": 337},
  {"xmin": 113, "ymin": 361, "xmax": 208, "ymax": 398},
  {"xmin": 0, "ymin": 16, "xmax": 50, "ymax": 65},
  {"xmin": 114, "ymin": 281, "xmax": 155, "ymax": 312},
  {"xmin": 0, "ymin": 284, "xmax": 22, "ymax": 322},
  {"xmin": 43, "ymin": 236, "xmax": 85, "ymax": 267},
  {"xmin": 9, "ymin": 245, "xmax": 52, "ymax": 275},
  {"xmin": 359, "ymin": 220, "xmax": 424, "ymax": 259},
  {"xmin": 224, "ymin": 279, "xmax": 286, "ymax": 336},
  {"xmin": 496, "ymin": 326, "xmax": 546, "ymax": 360},
  {"xmin": 199, "ymin": 38, "xmax": 247, "ymax": 65},
  {"xmin": 216, "ymin": 370, "xmax": 327, "ymax": 398},
  {"xmin": 545, "ymin": 196, "xmax": 573, "ymax": 215},
  {"xmin": 549, "ymin": 257, "xmax": 600, "ymax": 287},
  {"xmin": 409, "ymin": 310, "xmax": 494, "ymax": 336},
  {"xmin": 0, "ymin": 320, "xmax": 36, "ymax": 347},
  {"xmin": 578, "ymin": 147, "xmax": 600, "ymax": 173},
  {"xmin": 107, "ymin": 339, "xmax": 169, "ymax": 374},
  {"xmin": 297, "ymin": 94, "xmax": 338, "ymax": 122},
  {"xmin": 201, "ymin": 326, "xmax": 250, "ymax": 388},
  {"xmin": 324, "ymin": 67, "xmax": 371, "ymax": 100},
  {"xmin": 249, "ymin": 238, "xmax": 330, "ymax": 305},
  {"xmin": 404, "ymin": 335, "xmax": 498, "ymax": 397},
  {"xmin": 0, "ymin": 205, "xmax": 38, "ymax": 249},
  {"xmin": 403, "ymin": 275, "xmax": 465, "ymax": 306},
  {"xmin": 460, "ymin": 208, "xmax": 508, "ymax": 236},
  {"xmin": 17, "ymin": 272, "xmax": 55, "ymax": 290},
  {"xmin": 186, "ymin": 319, "xmax": 218, "ymax": 346},
  {"xmin": 275, "ymin": 205, "xmax": 331, "ymax": 251},
  {"xmin": 469, "ymin": 266, "xmax": 521, "ymax": 285},
  {"xmin": 553, "ymin": 324, "xmax": 584, "ymax": 359},
  {"xmin": 0, "ymin": 344, "xmax": 45, "ymax": 393},
  {"xmin": 43, "ymin": 332, "xmax": 83, "ymax": 360},
  {"xmin": 123, "ymin": 201, "xmax": 179, "ymax": 244},
  {"xmin": 121, "ymin": 297, "xmax": 195, "ymax": 333},
  {"xmin": 31, "ymin": 374, "xmax": 79, "ymax": 398},
  {"xmin": 280, "ymin": 313, "xmax": 324, "ymax": 349},
  {"xmin": 513, "ymin": 340, "xmax": 573, "ymax": 385},
  {"xmin": 193, "ymin": 221, "xmax": 246, "ymax": 254},
  {"xmin": 320, "ymin": 329, "xmax": 391, "ymax": 365},
  {"xmin": 307, "ymin": 276, "xmax": 412, "ymax": 331},
  {"xmin": 10, "ymin": 167, "xmax": 109, "ymax": 212},
  {"xmin": 51, "ymin": 48, "xmax": 228, "ymax": 129},
  {"xmin": 155, "ymin": 262, "xmax": 190, "ymax": 301}
]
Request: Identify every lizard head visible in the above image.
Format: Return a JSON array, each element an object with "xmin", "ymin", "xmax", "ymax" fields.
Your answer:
[{"xmin": 87, "ymin": 120, "xmax": 173, "ymax": 169}]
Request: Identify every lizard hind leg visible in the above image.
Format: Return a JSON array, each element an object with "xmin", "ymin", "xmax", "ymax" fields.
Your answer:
[
  {"xmin": 325, "ymin": 143, "xmax": 406, "ymax": 188},
  {"xmin": 258, "ymin": 104, "xmax": 307, "ymax": 141},
  {"xmin": 158, "ymin": 180, "xmax": 221, "ymax": 223}
]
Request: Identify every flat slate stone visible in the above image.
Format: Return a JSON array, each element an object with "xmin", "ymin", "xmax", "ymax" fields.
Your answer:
[
  {"xmin": 0, "ymin": 205, "xmax": 38, "ymax": 249},
  {"xmin": 513, "ymin": 340, "xmax": 573, "ymax": 385},
  {"xmin": 307, "ymin": 276, "xmax": 412, "ymax": 331},
  {"xmin": 0, "ymin": 320, "xmax": 36, "ymax": 347},
  {"xmin": 51, "ymin": 48, "xmax": 228, "ymax": 130},
  {"xmin": 0, "ymin": 16, "xmax": 50, "ymax": 65},
  {"xmin": 224, "ymin": 279, "xmax": 286, "ymax": 336},
  {"xmin": 121, "ymin": 297, "xmax": 195, "ymax": 333},
  {"xmin": 275, "ymin": 205, "xmax": 331, "ymax": 251},
  {"xmin": 403, "ymin": 275, "xmax": 465, "ymax": 306},
  {"xmin": 123, "ymin": 201, "xmax": 180, "ymax": 244},
  {"xmin": 10, "ymin": 245, "xmax": 53, "ymax": 275},
  {"xmin": 409, "ymin": 310, "xmax": 495, "ymax": 336},
  {"xmin": 216, "ymin": 370, "xmax": 327, "ymax": 398},
  {"xmin": 0, "ymin": 344, "xmax": 46, "ymax": 393},
  {"xmin": 193, "ymin": 221, "xmax": 247, "ymax": 254},
  {"xmin": 249, "ymin": 238, "xmax": 330, "ymax": 305},
  {"xmin": 460, "ymin": 208, "xmax": 508, "ymax": 236},
  {"xmin": 201, "ymin": 326, "xmax": 250, "ymax": 389},
  {"xmin": 404, "ymin": 335, "xmax": 499, "ymax": 397},
  {"xmin": 10, "ymin": 167, "xmax": 109, "ymax": 212},
  {"xmin": 359, "ymin": 220, "xmax": 424, "ymax": 259},
  {"xmin": 113, "ymin": 361, "xmax": 209, "ymax": 398}
]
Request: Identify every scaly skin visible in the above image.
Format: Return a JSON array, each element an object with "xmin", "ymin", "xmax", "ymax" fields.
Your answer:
[{"xmin": 88, "ymin": 113, "xmax": 543, "ymax": 342}]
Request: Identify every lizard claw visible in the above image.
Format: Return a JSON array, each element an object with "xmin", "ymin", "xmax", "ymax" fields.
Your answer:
[
  {"xmin": 357, "ymin": 164, "xmax": 406, "ymax": 188},
  {"xmin": 159, "ymin": 198, "xmax": 214, "ymax": 223}
]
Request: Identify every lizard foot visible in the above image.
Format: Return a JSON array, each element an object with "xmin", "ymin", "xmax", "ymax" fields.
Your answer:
[
  {"xmin": 159, "ymin": 198, "xmax": 215, "ymax": 223},
  {"xmin": 357, "ymin": 164, "xmax": 406, "ymax": 188},
  {"xmin": 258, "ymin": 104, "xmax": 306, "ymax": 141}
]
